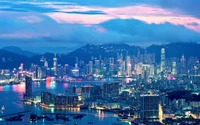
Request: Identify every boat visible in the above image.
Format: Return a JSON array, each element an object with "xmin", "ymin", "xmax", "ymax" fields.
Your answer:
[
  {"xmin": 117, "ymin": 116, "xmax": 132, "ymax": 122},
  {"xmin": 131, "ymin": 121, "xmax": 139, "ymax": 125},
  {"xmin": 88, "ymin": 122, "xmax": 93, "ymax": 124},
  {"xmin": 5, "ymin": 116, "xmax": 23, "ymax": 121},
  {"xmin": 1, "ymin": 106, "xmax": 5, "ymax": 112},
  {"xmin": 46, "ymin": 117, "xmax": 54, "ymax": 121},
  {"xmin": 73, "ymin": 114, "xmax": 84, "ymax": 119}
]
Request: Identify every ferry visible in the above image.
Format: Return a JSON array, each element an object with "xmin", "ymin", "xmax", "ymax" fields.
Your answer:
[{"xmin": 1, "ymin": 106, "xmax": 5, "ymax": 112}]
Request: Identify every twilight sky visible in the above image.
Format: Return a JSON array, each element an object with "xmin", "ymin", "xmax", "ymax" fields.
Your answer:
[{"xmin": 0, "ymin": 0, "xmax": 200, "ymax": 53}]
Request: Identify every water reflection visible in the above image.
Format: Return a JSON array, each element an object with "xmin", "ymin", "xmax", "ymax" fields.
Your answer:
[
  {"xmin": 63, "ymin": 83, "xmax": 69, "ymax": 88},
  {"xmin": 12, "ymin": 84, "xmax": 25, "ymax": 93},
  {"xmin": 0, "ymin": 86, "xmax": 3, "ymax": 91},
  {"xmin": 46, "ymin": 77, "xmax": 56, "ymax": 89},
  {"xmin": 2, "ymin": 85, "xmax": 10, "ymax": 91}
]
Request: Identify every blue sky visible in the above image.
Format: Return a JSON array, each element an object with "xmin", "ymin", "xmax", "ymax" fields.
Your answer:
[{"xmin": 0, "ymin": 0, "xmax": 200, "ymax": 53}]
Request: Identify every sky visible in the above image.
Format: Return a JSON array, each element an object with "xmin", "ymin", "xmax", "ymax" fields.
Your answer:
[{"xmin": 0, "ymin": 0, "xmax": 200, "ymax": 53}]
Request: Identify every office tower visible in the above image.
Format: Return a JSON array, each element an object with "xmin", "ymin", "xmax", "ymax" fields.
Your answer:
[
  {"xmin": 135, "ymin": 63, "xmax": 142, "ymax": 75},
  {"xmin": 90, "ymin": 85, "xmax": 102, "ymax": 100},
  {"xmin": 72, "ymin": 85, "xmax": 76, "ymax": 94},
  {"xmin": 81, "ymin": 85, "xmax": 93, "ymax": 100},
  {"xmin": 41, "ymin": 92, "xmax": 79, "ymax": 109},
  {"xmin": 23, "ymin": 75, "xmax": 32, "ymax": 99},
  {"xmin": 118, "ymin": 66, "xmax": 123, "ymax": 76},
  {"xmin": 180, "ymin": 55, "xmax": 186, "ymax": 75},
  {"xmin": 103, "ymin": 82, "xmax": 120, "ymax": 98},
  {"xmin": 88, "ymin": 61, "xmax": 93, "ymax": 75},
  {"xmin": 44, "ymin": 61, "xmax": 48, "ymax": 68},
  {"xmin": 109, "ymin": 57, "xmax": 114, "ymax": 73},
  {"xmin": 41, "ymin": 92, "xmax": 55, "ymax": 106},
  {"xmin": 172, "ymin": 62, "xmax": 177, "ymax": 75},
  {"xmin": 160, "ymin": 48, "xmax": 165, "ymax": 72},
  {"xmin": 126, "ymin": 56, "xmax": 131, "ymax": 76},
  {"xmin": 53, "ymin": 53, "xmax": 57, "ymax": 76},
  {"xmin": 140, "ymin": 93, "xmax": 160, "ymax": 120},
  {"xmin": 149, "ymin": 64, "xmax": 155, "ymax": 78},
  {"xmin": 37, "ymin": 67, "xmax": 42, "ymax": 79},
  {"xmin": 142, "ymin": 64, "xmax": 150, "ymax": 82}
]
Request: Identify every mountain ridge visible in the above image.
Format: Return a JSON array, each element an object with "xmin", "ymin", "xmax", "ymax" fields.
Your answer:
[{"xmin": 0, "ymin": 42, "xmax": 200, "ymax": 69}]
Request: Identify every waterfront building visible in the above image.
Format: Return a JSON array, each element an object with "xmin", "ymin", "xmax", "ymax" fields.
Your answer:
[
  {"xmin": 140, "ymin": 93, "xmax": 160, "ymax": 121},
  {"xmin": 41, "ymin": 92, "xmax": 79, "ymax": 109},
  {"xmin": 90, "ymin": 85, "xmax": 102, "ymax": 100},
  {"xmin": 53, "ymin": 53, "xmax": 57, "ymax": 76},
  {"xmin": 41, "ymin": 92, "xmax": 55, "ymax": 105},
  {"xmin": 103, "ymin": 82, "xmax": 120, "ymax": 99},
  {"xmin": 23, "ymin": 75, "xmax": 32, "ymax": 99},
  {"xmin": 81, "ymin": 85, "xmax": 93, "ymax": 100}
]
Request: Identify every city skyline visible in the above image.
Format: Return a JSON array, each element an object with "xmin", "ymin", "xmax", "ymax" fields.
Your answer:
[
  {"xmin": 0, "ymin": 1, "xmax": 200, "ymax": 124},
  {"xmin": 0, "ymin": 0, "xmax": 200, "ymax": 53}
]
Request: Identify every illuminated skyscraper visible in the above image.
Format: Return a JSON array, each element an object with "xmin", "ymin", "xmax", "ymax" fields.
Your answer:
[
  {"xmin": 23, "ymin": 75, "xmax": 32, "ymax": 99},
  {"xmin": 180, "ymin": 55, "xmax": 186, "ymax": 75},
  {"xmin": 160, "ymin": 48, "xmax": 165, "ymax": 72},
  {"xmin": 89, "ymin": 61, "xmax": 93, "ymax": 75},
  {"xmin": 126, "ymin": 56, "xmax": 131, "ymax": 76},
  {"xmin": 44, "ymin": 61, "xmax": 48, "ymax": 68},
  {"xmin": 172, "ymin": 62, "xmax": 177, "ymax": 75},
  {"xmin": 53, "ymin": 53, "xmax": 57, "ymax": 76}
]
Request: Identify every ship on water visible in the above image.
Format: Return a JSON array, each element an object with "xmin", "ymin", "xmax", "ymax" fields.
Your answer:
[{"xmin": 1, "ymin": 105, "xmax": 5, "ymax": 112}]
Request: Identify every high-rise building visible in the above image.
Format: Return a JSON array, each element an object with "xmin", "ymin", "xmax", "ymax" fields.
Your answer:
[
  {"xmin": 23, "ymin": 75, "xmax": 32, "ymax": 99},
  {"xmin": 160, "ymin": 48, "xmax": 165, "ymax": 73},
  {"xmin": 140, "ymin": 93, "xmax": 160, "ymax": 120},
  {"xmin": 53, "ymin": 54, "xmax": 57, "ymax": 76},
  {"xmin": 44, "ymin": 61, "xmax": 48, "ymax": 68},
  {"xmin": 72, "ymin": 85, "xmax": 77, "ymax": 94},
  {"xmin": 81, "ymin": 85, "xmax": 93, "ymax": 100},
  {"xmin": 41, "ymin": 92, "xmax": 79, "ymax": 109},
  {"xmin": 103, "ymin": 82, "xmax": 120, "ymax": 98},
  {"xmin": 88, "ymin": 61, "xmax": 93, "ymax": 75},
  {"xmin": 180, "ymin": 55, "xmax": 186, "ymax": 75},
  {"xmin": 172, "ymin": 62, "xmax": 177, "ymax": 75},
  {"xmin": 142, "ymin": 64, "xmax": 150, "ymax": 82},
  {"xmin": 126, "ymin": 56, "xmax": 132, "ymax": 76}
]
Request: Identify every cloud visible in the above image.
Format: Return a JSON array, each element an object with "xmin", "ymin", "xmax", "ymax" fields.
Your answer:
[
  {"xmin": 0, "ymin": 10, "xmax": 200, "ymax": 53},
  {"xmin": 100, "ymin": 19, "xmax": 200, "ymax": 44},
  {"xmin": 66, "ymin": 10, "xmax": 106, "ymax": 15},
  {"xmin": 1, "ymin": 0, "xmax": 200, "ymax": 32},
  {"xmin": 0, "ymin": 0, "xmax": 200, "ymax": 53}
]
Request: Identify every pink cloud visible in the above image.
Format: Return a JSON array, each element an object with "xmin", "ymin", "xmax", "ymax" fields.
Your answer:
[
  {"xmin": 45, "ymin": 4, "xmax": 200, "ymax": 32},
  {"xmin": 19, "ymin": 16, "xmax": 43, "ymax": 23}
]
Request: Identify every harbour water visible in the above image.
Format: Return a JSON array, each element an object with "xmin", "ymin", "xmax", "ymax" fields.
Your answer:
[{"xmin": 0, "ymin": 81, "xmax": 130, "ymax": 125}]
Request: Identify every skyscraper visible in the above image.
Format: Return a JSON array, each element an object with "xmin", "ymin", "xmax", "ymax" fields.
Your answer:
[
  {"xmin": 172, "ymin": 62, "xmax": 177, "ymax": 75},
  {"xmin": 180, "ymin": 55, "xmax": 186, "ymax": 75},
  {"xmin": 23, "ymin": 75, "xmax": 32, "ymax": 99},
  {"xmin": 140, "ymin": 93, "xmax": 160, "ymax": 120},
  {"xmin": 53, "ymin": 53, "xmax": 57, "ymax": 76},
  {"xmin": 88, "ymin": 61, "xmax": 93, "ymax": 75},
  {"xmin": 160, "ymin": 48, "xmax": 165, "ymax": 73},
  {"xmin": 126, "ymin": 56, "xmax": 131, "ymax": 76}
]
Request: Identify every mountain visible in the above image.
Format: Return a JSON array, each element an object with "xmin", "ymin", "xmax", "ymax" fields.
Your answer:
[
  {"xmin": 147, "ymin": 42, "xmax": 200, "ymax": 62},
  {"xmin": 0, "ymin": 49, "xmax": 31, "ymax": 69},
  {"xmin": 67, "ymin": 43, "xmax": 145, "ymax": 62},
  {"xmin": 0, "ymin": 42, "xmax": 200, "ymax": 69},
  {"xmin": 2, "ymin": 46, "xmax": 37, "ymax": 57}
]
